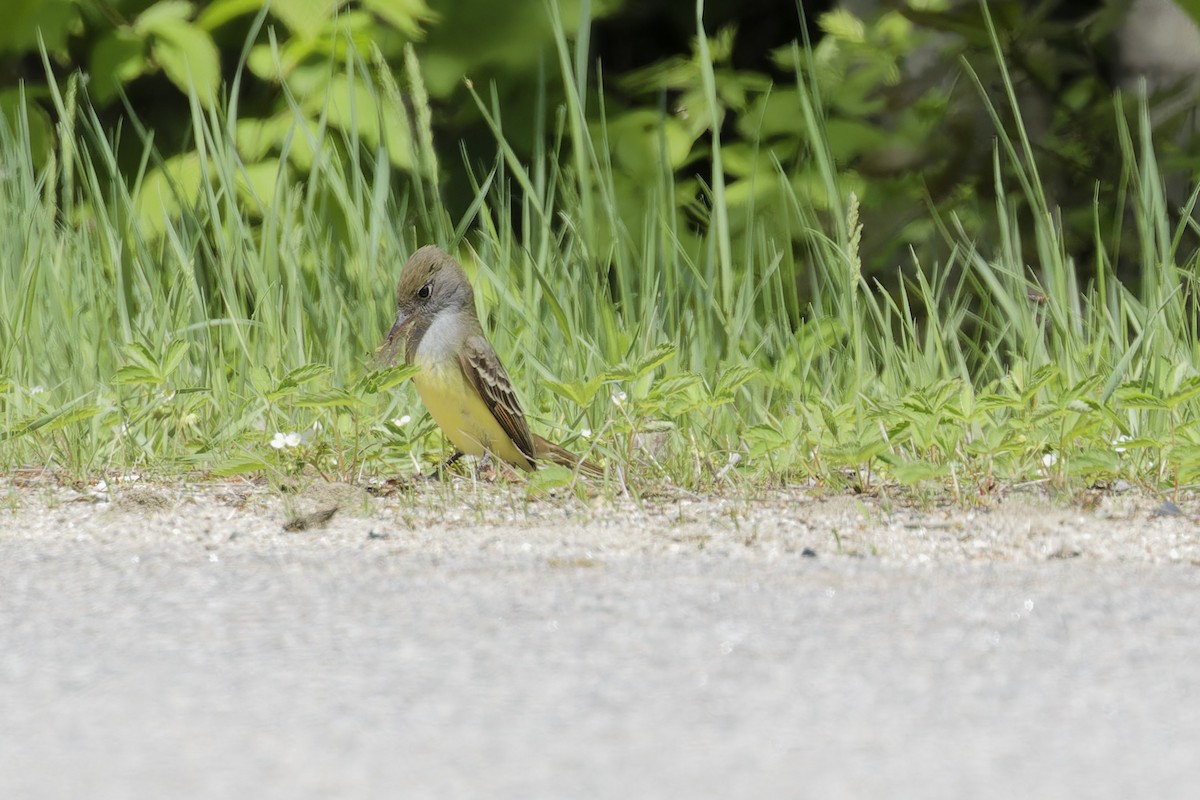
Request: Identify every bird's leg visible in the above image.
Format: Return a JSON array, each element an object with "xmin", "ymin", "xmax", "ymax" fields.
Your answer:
[
  {"xmin": 424, "ymin": 449, "xmax": 466, "ymax": 480},
  {"xmin": 474, "ymin": 451, "xmax": 498, "ymax": 481}
]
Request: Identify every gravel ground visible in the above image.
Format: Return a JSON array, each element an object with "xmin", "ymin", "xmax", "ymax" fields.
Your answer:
[{"xmin": 3, "ymin": 477, "xmax": 1200, "ymax": 799}]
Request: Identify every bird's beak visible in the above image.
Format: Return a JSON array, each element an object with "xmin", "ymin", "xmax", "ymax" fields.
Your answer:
[
  {"xmin": 385, "ymin": 309, "xmax": 414, "ymax": 346},
  {"xmin": 374, "ymin": 308, "xmax": 415, "ymax": 366}
]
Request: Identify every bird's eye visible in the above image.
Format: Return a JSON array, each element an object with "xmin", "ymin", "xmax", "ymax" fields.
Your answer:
[{"xmin": 417, "ymin": 283, "xmax": 433, "ymax": 300}]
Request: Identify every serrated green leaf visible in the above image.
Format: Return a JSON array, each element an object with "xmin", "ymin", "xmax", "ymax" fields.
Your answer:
[
  {"xmin": 745, "ymin": 423, "xmax": 787, "ymax": 456},
  {"xmin": 1115, "ymin": 388, "xmax": 1167, "ymax": 411},
  {"xmin": 544, "ymin": 377, "xmax": 604, "ymax": 407},
  {"xmin": 354, "ymin": 364, "xmax": 418, "ymax": 395},
  {"xmin": 1063, "ymin": 449, "xmax": 1120, "ymax": 475},
  {"xmin": 270, "ymin": 364, "xmax": 332, "ymax": 397},
  {"xmin": 975, "ymin": 393, "xmax": 1020, "ymax": 412},
  {"xmin": 124, "ymin": 342, "xmax": 161, "ymax": 374},
  {"xmin": 114, "ymin": 366, "xmax": 161, "ymax": 386},
  {"xmin": 38, "ymin": 403, "xmax": 102, "ymax": 433},
  {"xmin": 249, "ymin": 367, "xmax": 272, "ymax": 395},
  {"xmin": 825, "ymin": 437, "xmax": 889, "ymax": 465},
  {"xmin": 295, "ymin": 388, "xmax": 361, "ymax": 408},
  {"xmin": 713, "ymin": 364, "xmax": 758, "ymax": 398},
  {"xmin": 162, "ymin": 340, "xmax": 191, "ymax": 377},
  {"xmin": 1166, "ymin": 376, "xmax": 1200, "ymax": 409},
  {"xmin": 890, "ymin": 460, "xmax": 949, "ymax": 485},
  {"xmin": 526, "ymin": 462, "xmax": 576, "ymax": 493},
  {"xmin": 818, "ymin": 9, "xmax": 867, "ymax": 43},
  {"xmin": 650, "ymin": 373, "xmax": 703, "ymax": 400},
  {"xmin": 209, "ymin": 452, "xmax": 270, "ymax": 477},
  {"xmin": 633, "ymin": 343, "xmax": 677, "ymax": 377},
  {"xmin": 1020, "ymin": 364, "xmax": 1060, "ymax": 402},
  {"xmin": 2, "ymin": 402, "xmax": 102, "ymax": 440}
]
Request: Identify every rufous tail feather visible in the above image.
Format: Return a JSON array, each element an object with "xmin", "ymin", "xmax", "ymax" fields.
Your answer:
[{"xmin": 532, "ymin": 434, "xmax": 603, "ymax": 477}]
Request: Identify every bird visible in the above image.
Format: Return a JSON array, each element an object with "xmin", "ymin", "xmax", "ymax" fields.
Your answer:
[{"xmin": 376, "ymin": 245, "xmax": 600, "ymax": 477}]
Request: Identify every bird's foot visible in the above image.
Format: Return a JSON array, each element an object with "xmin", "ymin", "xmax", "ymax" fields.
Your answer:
[{"xmin": 422, "ymin": 450, "xmax": 466, "ymax": 481}]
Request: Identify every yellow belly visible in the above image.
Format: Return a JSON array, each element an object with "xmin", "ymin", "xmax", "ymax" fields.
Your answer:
[{"xmin": 413, "ymin": 362, "xmax": 533, "ymax": 470}]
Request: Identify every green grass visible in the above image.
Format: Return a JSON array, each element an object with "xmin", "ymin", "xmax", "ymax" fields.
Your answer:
[{"xmin": 3, "ymin": 18, "xmax": 1200, "ymax": 500}]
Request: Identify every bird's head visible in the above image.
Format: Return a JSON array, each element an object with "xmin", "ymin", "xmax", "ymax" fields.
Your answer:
[{"xmin": 376, "ymin": 245, "xmax": 475, "ymax": 365}]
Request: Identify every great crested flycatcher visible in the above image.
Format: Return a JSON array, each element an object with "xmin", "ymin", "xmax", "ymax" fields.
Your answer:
[{"xmin": 377, "ymin": 245, "xmax": 600, "ymax": 476}]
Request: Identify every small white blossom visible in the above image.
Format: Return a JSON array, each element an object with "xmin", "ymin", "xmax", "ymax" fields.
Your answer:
[
  {"xmin": 1112, "ymin": 434, "xmax": 1132, "ymax": 453},
  {"xmin": 1041, "ymin": 452, "xmax": 1058, "ymax": 468},
  {"xmin": 611, "ymin": 390, "xmax": 627, "ymax": 407},
  {"xmin": 28, "ymin": 385, "xmax": 46, "ymax": 395},
  {"xmin": 270, "ymin": 431, "xmax": 302, "ymax": 449},
  {"xmin": 392, "ymin": 415, "xmax": 412, "ymax": 427},
  {"xmin": 580, "ymin": 427, "xmax": 592, "ymax": 439}
]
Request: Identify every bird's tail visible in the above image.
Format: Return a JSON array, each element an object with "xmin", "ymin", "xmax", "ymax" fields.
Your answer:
[{"xmin": 532, "ymin": 434, "xmax": 603, "ymax": 477}]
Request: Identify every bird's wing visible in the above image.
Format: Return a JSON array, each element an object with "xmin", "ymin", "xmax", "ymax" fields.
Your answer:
[{"xmin": 458, "ymin": 333, "xmax": 537, "ymax": 465}]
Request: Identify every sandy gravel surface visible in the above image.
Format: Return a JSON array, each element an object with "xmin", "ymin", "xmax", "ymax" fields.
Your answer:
[{"xmin": 3, "ymin": 478, "xmax": 1200, "ymax": 798}]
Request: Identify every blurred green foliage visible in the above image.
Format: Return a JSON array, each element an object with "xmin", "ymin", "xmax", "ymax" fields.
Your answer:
[{"xmin": 2, "ymin": 0, "xmax": 1200, "ymax": 290}]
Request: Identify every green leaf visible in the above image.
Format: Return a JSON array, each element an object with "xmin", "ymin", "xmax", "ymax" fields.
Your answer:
[
  {"xmin": 1020, "ymin": 364, "xmax": 1060, "ymax": 403},
  {"xmin": 543, "ymin": 377, "xmax": 604, "ymax": 407},
  {"xmin": 0, "ymin": 0, "xmax": 80, "ymax": 56},
  {"xmin": 361, "ymin": 0, "xmax": 438, "ymax": 38},
  {"xmin": 649, "ymin": 373, "xmax": 703, "ymax": 401},
  {"xmin": 0, "ymin": 88, "xmax": 53, "ymax": 168},
  {"xmin": 113, "ymin": 366, "xmax": 161, "ymax": 386},
  {"xmin": 136, "ymin": 152, "xmax": 207, "ymax": 235},
  {"xmin": 138, "ymin": 7, "xmax": 221, "ymax": 107},
  {"xmin": 267, "ymin": 0, "xmax": 338, "ymax": 39},
  {"xmin": 2, "ymin": 402, "xmax": 101, "ymax": 441},
  {"xmin": 712, "ymin": 364, "xmax": 758, "ymax": 401},
  {"xmin": 306, "ymin": 74, "xmax": 414, "ymax": 169},
  {"xmin": 209, "ymin": 452, "xmax": 270, "ymax": 477},
  {"xmin": 1115, "ymin": 386, "xmax": 1168, "ymax": 411},
  {"xmin": 294, "ymin": 388, "xmax": 361, "ymax": 409},
  {"xmin": 1166, "ymin": 376, "xmax": 1200, "ymax": 409},
  {"xmin": 119, "ymin": 342, "xmax": 163, "ymax": 382},
  {"xmin": 89, "ymin": 30, "xmax": 149, "ymax": 104},
  {"xmin": 632, "ymin": 343, "xmax": 677, "ymax": 377},
  {"xmin": 890, "ymin": 460, "xmax": 949, "ymax": 485},
  {"xmin": 819, "ymin": 9, "xmax": 867, "ymax": 44},
  {"xmin": 354, "ymin": 365, "xmax": 419, "ymax": 395},
  {"xmin": 37, "ymin": 403, "xmax": 102, "ymax": 433},
  {"xmin": 162, "ymin": 340, "xmax": 191, "ymax": 378},
  {"xmin": 1063, "ymin": 449, "xmax": 1120, "ymax": 476},
  {"xmin": 269, "ymin": 364, "xmax": 332, "ymax": 398},
  {"xmin": 825, "ymin": 437, "xmax": 889, "ymax": 465},
  {"xmin": 196, "ymin": 0, "xmax": 264, "ymax": 30},
  {"xmin": 526, "ymin": 462, "xmax": 577, "ymax": 493},
  {"xmin": 745, "ymin": 423, "xmax": 787, "ymax": 455},
  {"xmin": 132, "ymin": 0, "xmax": 196, "ymax": 31}
]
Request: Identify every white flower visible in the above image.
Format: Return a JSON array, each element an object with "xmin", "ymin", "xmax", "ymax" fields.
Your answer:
[
  {"xmin": 580, "ymin": 427, "xmax": 592, "ymax": 439},
  {"xmin": 270, "ymin": 431, "xmax": 302, "ymax": 449},
  {"xmin": 392, "ymin": 415, "xmax": 412, "ymax": 427},
  {"xmin": 28, "ymin": 385, "xmax": 45, "ymax": 395},
  {"xmin": 1112, "ymin": 434, "xmax": 1132, "ymax": 453},
  {"xmin": 1041, "ymin": 452, "xmax": 1058, "ymax": 468},
  {"xmin": 611, "ymin": 390, "xmax": 627, "ymax": 407}
]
